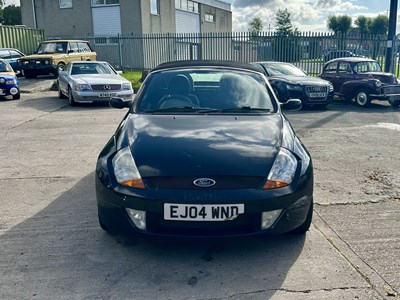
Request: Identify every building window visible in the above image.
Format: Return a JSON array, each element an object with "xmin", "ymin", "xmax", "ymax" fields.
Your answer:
[
  {"xmin": 150, "ymin": 0, "xmax": 160, "ymax": 15},
  {"xmin": 176, "ymin": 0, "xmax": 199, "ymax": 13},
  {"xmin": 59, "ymin": 0, "xmax": 72, "ymax": 8},
  {"xmin": 91, "ymin": 0, "xmax": 119, "ymax": 6},
  {"xmin": 205, "ymin": 13, "xmax": 215, "ymax": 23}
]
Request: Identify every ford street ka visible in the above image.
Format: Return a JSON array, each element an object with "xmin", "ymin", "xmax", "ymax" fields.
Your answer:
[{"xmin": 95, "ymin": 60, "xmax": 313, "ymax": 238}]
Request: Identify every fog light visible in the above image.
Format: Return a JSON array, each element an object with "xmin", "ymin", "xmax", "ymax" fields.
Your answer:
[
  {"xmin": 125, "ymin": 208, "xmax": 146, "ymax": 230},
  {"xmin": 261, "ymin": 209, "xmax": 283, "ymax": 229},
  {"xmin": 10, "ymin": 87, "xmax": 18, "ymax": 95}
]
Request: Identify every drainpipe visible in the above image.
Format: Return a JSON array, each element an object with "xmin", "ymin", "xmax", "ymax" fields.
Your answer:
[{"xmin": 32, "ymin": 0, "xmax": 37, "ymax": 29}]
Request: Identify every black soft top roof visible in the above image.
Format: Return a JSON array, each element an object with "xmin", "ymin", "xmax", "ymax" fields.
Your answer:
[{"xmin": 151, "ymin": 60, "xmax": 262, "ymax": 73}]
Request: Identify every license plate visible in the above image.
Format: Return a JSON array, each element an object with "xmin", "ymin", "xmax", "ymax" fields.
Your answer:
[
  {"xmin": 164, "ymin": 203, "xmax": 244, "ymax": 221},
  {"xmin": 309, "ymin": 92, "xmax": 326, "ymax": 98},
  {"xmin": 99, "ymin": 93, "xmax": 117, "ymax": 98}
]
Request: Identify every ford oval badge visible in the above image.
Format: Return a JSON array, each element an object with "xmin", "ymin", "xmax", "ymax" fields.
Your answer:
[{"xmin": 193, "ymin": 178, "xmax": 216, "ymax": 188}]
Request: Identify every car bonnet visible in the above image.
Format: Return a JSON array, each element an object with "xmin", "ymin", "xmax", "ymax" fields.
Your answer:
[{"xmin": 118, "ymin": 113, "xmax": 284, "ymax": 178}]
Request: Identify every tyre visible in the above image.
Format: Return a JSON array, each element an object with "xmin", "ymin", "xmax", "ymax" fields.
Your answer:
[
  {"xmin": 68, "ymin": 86, "xmax": 76, "ymax": 106},
  {"xmin": 12, "ymin": 93, "xmax": 21, "ymax": 100},
  {"xmin": 290, "ymin": 200, "xmax": 313, "ymax": 234},
  {"xmin": 99, "ymin": 215, "xmax": 109, "ymax": 231},
  {"xmin": 389, "ymin": 99, "xmax": 400, "ymax": 108},
  {"xmin": 355, "ymin": 89, "xmax": 370, "ymax": 107},
  {"xmin": 57, "ymin": 81, "xmax": 67, "ymax": 99},
  {"xmin": 54, "ymin": 63, "xmax": 65, "ymax": 78}
]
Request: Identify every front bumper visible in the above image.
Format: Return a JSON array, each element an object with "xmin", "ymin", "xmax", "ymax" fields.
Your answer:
[
  {"xmin": 95, "ymin": 172, "xmax": 313, "ymax": 238},
  {"xmin": 0, "ymin": 85, "xmax": 19, "ymax": 97},
  {"xmin": 72, "ymin": 90, "xmax": 134, "ymax": 103}
]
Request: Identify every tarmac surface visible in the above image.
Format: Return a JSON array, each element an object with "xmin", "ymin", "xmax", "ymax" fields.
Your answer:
[{"xmin": 0, "ymin": 78, "xmax": 399, "ymax": 299}]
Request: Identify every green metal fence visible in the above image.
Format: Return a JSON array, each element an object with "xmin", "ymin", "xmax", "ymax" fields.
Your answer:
[
  {"xmin": 50, "ymin": 31, "xmax": 400, "ymax": 77},
  {"xmin": 0, "ymin": 25, "xmax": 45, "ymax": 55}
]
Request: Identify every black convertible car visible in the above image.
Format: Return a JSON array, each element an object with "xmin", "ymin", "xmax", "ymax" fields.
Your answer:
[
  {"xmin": 95, "ymin": 60, "xmax": 313, "ymax": 238},
  {"xmin": 252, "ymin": 61, "xmax": 334, "ymax": 107}
]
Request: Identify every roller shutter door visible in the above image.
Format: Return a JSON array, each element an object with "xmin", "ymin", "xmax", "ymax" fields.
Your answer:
[
  {"xmin": 175, "ymin": 10, "xmax": 200, "ymax": 34},
  {"xmin": 92, "ymin": 6, "xmax": 122, "ymax": 35}
]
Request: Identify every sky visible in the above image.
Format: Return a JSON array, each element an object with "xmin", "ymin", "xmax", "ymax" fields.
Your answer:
[{"xmin": 3, "ymin": 0, "xmax": 397, "ymax": 32}]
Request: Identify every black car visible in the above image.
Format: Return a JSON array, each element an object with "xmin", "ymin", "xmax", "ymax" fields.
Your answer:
[
  {"xmin": 252, "ymin": 61, "xmax": 333, "ymax": 108},
  {"xmin": 319, "ymin": 57, "xmax": 400, "ymax": 107},
  {"xmin": 95, "ymin": 60, "xmax": 313, "ymax": 238}
]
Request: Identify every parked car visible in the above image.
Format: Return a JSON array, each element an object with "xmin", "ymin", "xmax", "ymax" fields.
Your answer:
[
  {"xmin": 57, "ymin": 61, "xmax": 133, "ymax": 106},
  {"xmin": 17, "ymin": 40, "xmax": 97, "ymax": 79},
  {"xmin": 323, "ymin": 50, "xmax": 356, "ymax": 62},
  {"xmin": 95, "ymin": 60, "xmax": 313, "ymax": 238},
  {"xmin": 0, "ymin": 48, "xmax": 25, "ymax": 76},
  {"xmin": 252, "ymin": 61, "xmax": 334, "ymax": 108},
  {"xmin": 0, "ymin": 59, "xmax": 20, "ymax": 100},
  {"xmin": 319, "ymin": 57, "xmax": 400, "ymax": 107}
]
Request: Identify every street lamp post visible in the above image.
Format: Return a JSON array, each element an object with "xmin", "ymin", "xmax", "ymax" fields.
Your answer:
[{"xmin": 385, "ymin": 0, "xmax": 398, "ymax": 73}]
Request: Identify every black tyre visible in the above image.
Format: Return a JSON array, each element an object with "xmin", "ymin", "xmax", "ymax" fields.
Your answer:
[
  {"xmin": 54, "ymin": 63, "xmax": 65, "ymax": 78},
  {"xmin": 99, "ymin": 216, "xmax": 109, "ymax": 231},
  {"xmin": 12, "ymin": 93, "xmax": 21, "ymax": 100},
  {"xmin": 389, "ymin": 99, "xmax": 400, "ymax": 108},
  {"xmin": 355, "ymin": 89, "xmax": 370, "ymax": 107},
  {"xmin": 57, "ymin": 81, "xmax": 67, "ymax": 99},
  {"xmin": 290, "ymin": 200, "xmax": 313, "ymax": 234},
  {"xmin": 68, "ymin": 86, "xmax": 76, "ymax": 106}
]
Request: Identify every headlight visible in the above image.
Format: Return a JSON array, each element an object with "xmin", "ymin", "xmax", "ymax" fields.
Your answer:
[
  {"xmin": 112, "ymin": 147, "xmax": 145, "ymax": 189},
  {"xmin": 263, "ymin": 148, "xmax": 298, "ymax": 190},
  {"xmin": 286, "ymin": 84, "xmax": 302, "ymax": 91},
  {"xmin": 122, "ymin": 82, "xmax": 132, "ymax": 90},
  {"xmin": 6, "ymin": 78, "xmax": 17, "ymax": 85},
  {"xmin": 0, "ymin": 77, "xmax": 5, "ymax": 84},
  {"xmin": 73, "ymin": 84, "xmax": 91, "ymax": 91},
  {"xmin": 374, "ymin": 80, "xmax": 382, "ymax": 88},
  {"xmin": 329, "ymin": 83, "xmax": 334, "ymax": 92}
]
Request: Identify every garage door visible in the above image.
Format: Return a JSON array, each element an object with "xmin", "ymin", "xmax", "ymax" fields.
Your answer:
[{"xmin": 92, "ymin": 6, "xmax": 122, "ymax": 35}]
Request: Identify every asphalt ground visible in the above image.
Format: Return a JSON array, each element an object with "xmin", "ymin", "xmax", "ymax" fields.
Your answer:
[{"xmin": 0, "ymin": 79, "xmax": 399, "ymax": 299}]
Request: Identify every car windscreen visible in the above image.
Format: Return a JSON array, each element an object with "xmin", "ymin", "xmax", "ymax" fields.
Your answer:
[
  {"xmin": 353, "ymin": 61, "xmax": 382, "ymax": 73},
  {"xmin": 262, "ymin": 63, "xmax": 306, "ymax": 76},
  {"xmin": 37, "ymin": 42, "xmax": 68, "ymax": 54},
  {"xmin": 0, "ymin": 60, "xmax": 12, "ymax": 72},
  {"xmin": 70, "ymin": 63, "xmax": 114, "ymax": 75},
  {"xmin": 136, "ymin": 68, "xmax": 276, "ymax": 113}
]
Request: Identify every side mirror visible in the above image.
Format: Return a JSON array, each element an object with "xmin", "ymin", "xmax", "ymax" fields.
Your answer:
[
  {"xmin": 281, "ymin": 99, "xmax": 302, "ymax": 111},
  {"xmin": 116, "ymin": 70, "xmax": 123, "ymax": 75},
  {"xmin": 109, "ymin": 97, "xmax": 131, "ymax": 109}
]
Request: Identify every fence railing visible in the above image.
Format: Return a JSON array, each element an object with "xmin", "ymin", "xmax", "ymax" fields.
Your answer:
[
  {"xmin": 0, "ymin": 25, "xmax": 45, "ymax": 55},
  {"xmin": 46, "ymin": 31, "xmax": 400, "ymax": 77}
]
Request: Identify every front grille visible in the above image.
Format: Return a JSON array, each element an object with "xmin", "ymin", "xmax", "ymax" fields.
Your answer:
[
  {"xmin": 305, "ymin": 85, "xmax": 329, "ymax": 101},
  {"xmin": 91, "ymin": 84, "xmax": 121, "ymax": 91},
  {"xmin": 382, "ymin": 84, "xmax": 400, "ymax": 95},
  {"xmin": 146, "ymin": 176, "xmax": 264, "ymax": 189}
]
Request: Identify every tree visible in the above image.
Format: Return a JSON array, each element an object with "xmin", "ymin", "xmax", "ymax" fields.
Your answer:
[
  {"xmin": 355, "ymin": 16, "xmax": 371, "ymax": 36},
  {"xmin": 248, "ymin": 17, "xmax": 263, "ymax": 33},
  {"xmin": 327, "ymin": 15, "xmax": 352, "ymax": 35},
  {"xmin": 370, "ymin": 15, "xmax": 389, "ymax": 35},
  {"xmin": 1, "ymin": 5, "xmax": 21, "ymax": 25},
  {"xmin": 272, "ymin": 9, "xmax": 302, "ymax": 62},
  {"xmin": 275, "ymin": 8, "xmax": 298, "ymax": 36}
]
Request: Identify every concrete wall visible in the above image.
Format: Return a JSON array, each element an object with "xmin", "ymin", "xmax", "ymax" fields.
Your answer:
[
  {"xmin": 200, "ymin": 4, "xmax": 232, "ymax": 33},
  {"xmin": 120, "ymin": 0, "xmax": 142, "ymax": 34},
  {"xmin": 139, "ymin": 0, "xmax": 175, "ymax": 34},
  {"xmin": 20, "ymin": 0, "xmax": 93, "ymax": 37}
]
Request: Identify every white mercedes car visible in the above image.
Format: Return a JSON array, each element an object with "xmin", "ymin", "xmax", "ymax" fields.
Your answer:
[{"xmin": 57, "ymin": 61, "xmax": 133, "ymax": 106}]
